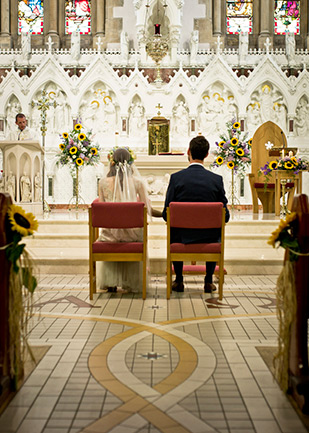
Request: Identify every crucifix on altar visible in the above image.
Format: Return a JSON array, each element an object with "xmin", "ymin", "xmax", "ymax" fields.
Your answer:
[{"xmin": 148, "ymin": 103, "xmax": 169, "ymax": 155}]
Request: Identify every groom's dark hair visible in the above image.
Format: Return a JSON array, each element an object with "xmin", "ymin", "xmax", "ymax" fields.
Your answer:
[{"xmin": 189, "ymin": 135, "xmax": 209, "ymax": 161}]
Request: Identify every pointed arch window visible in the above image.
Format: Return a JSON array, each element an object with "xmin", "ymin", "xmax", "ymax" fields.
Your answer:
[
  {"xmin": 226, "ymin": 0, "xmax": 253, "ymax": 34},
  {"xmin": 274, "ymin": 1, "xmax": 300, "ymax": 34},
  {"xmin": 65, "ymin": 0, "xmax": 92, "ymax": 35},
  {"xmin": 18, "ymin": 0, "xmax": 44, "ymax": 35}
]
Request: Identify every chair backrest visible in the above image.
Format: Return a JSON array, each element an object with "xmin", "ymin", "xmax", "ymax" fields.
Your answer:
[
  {"xmin": 169, "ymin": 202, "xmax": 223, "ymax": 229},
  {"xmin": 251, "ymin": 120, "xmax": 286, "ymax": 183},
  {"xmin": 91, "ymin": 201, "xmax": 145, "ymax": 228}
]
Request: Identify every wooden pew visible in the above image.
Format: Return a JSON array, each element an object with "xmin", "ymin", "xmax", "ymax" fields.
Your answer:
[{"xmin": 287, "ymin": 194, "xmax": 309, "ymax": 413}]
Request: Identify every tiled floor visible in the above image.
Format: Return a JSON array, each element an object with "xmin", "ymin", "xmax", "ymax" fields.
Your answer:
[{"xmin": 0, "ymin": 274, "xmax": 307, "ymax": 433}]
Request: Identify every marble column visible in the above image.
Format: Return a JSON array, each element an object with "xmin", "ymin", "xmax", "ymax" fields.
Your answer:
[
  {"xmin": 94, "ymin": 0, "xmax": 105, "ymax": 46},
  {"xmin": 258, "ymin": 0, "xmax": 271, "ymax": 49},
  {"xmin": 213, "ymin": 0, "xmax": 221, "ymax": 36},
  {"xmin": 0, "ymin": 0, "xmax": 11, "ymax": 48},
  {"xmin": 46, "ymin": 0, "xmax": 60, "ymax": 48}
]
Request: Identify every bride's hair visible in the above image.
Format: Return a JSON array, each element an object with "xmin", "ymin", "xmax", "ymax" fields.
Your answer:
[{"xmin": 107, "ymin": 147, "xmax": 132, "ymax": 190}]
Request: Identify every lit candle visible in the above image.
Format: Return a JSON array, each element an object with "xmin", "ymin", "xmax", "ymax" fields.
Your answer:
[
  {"xmin": 281, "ymin": 149, "xmax": 284, "ymax": 159},
  {"xmin": 115, "ymin": 131, "xmax": 119, "ymax": 146}
]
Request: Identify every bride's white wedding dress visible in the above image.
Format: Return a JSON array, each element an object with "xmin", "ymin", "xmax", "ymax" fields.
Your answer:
[{"xmin": 96, "ymin": 175, "xmax": 150, "ymax": 293}]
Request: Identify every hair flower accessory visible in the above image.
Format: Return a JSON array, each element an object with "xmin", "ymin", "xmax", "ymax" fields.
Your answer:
[{"xmin": 107, "ymin": 146, "xmax": 136, "ymax": 166}]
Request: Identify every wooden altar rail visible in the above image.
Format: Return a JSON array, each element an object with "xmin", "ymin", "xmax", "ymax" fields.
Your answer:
[
  {"xmin": 287, "ymin": 194, "xmax": 309, "ymax": 414},
  {"xmin": 0, "ymin": 193, "xmax": 13, "ymax": 412}
]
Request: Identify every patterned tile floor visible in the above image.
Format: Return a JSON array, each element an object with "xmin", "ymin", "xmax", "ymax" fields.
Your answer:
[{"xmin": 0, "ymin": 274, "xmax": 307, "ymax": 433}]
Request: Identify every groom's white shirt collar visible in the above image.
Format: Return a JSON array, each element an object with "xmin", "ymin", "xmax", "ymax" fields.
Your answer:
[{"xmin": 189, "ymin": 162, "xmax": 204, "ymax": 167}]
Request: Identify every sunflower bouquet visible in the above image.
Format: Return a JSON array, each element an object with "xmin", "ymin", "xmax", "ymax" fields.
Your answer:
[
  {"xmin": 56, "ymin": 123, "xmax": 100, "ymax": 170},
  {"xmin": 210, "ymin": 119, "xmax": 252, "ymax": 176},
  {"xmin": 260, "ymin": 155, "xmax": 308, "ymax": 180}
]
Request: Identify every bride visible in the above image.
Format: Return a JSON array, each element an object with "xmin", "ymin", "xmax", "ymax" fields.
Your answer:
[{"xmin": 97, "ymin": 147, "xmax": 162, "ymax": 293}]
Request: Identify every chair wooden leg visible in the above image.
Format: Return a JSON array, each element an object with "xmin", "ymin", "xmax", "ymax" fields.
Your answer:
[
  {"xmin": 218, "ymin": 258, "xmax": 224, "ymax": 301},
  {"xmin": 142, "ymin": 260, "xmax": 146, "ymax": 300},
  {"xmin": 167, "ymin": 260, "xmax": 172, "ymax": 300},
  {"xmin": 89, "ymin": 259, "xmax": 94, "ymax": 300}
]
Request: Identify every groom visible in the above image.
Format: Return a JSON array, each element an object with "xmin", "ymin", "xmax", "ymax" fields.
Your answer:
[{"xmin": 162, "ymin": 135, "xmax": 230, "ymax": 293}]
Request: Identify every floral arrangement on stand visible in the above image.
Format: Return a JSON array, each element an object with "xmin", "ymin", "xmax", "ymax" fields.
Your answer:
[
  {"xmin": 210, "ymin": 119, "xmax": 252, "ymax": 209},
  {"xmin": 5, "ymin": 204, "xmax": 38, "ymax": 388},
  {"xmin": 259, "ymin": 155, "xmax": 309, "ymax": 186},
  {"xmin": 56, "ymin": 123, "xmax": 100, "ymax": 212}
]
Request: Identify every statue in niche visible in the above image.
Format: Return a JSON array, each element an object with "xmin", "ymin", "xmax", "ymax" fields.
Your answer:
[
  {"xmin": 21, "ymin": 32, "xmax": 31, "ymax": 61},
  {"xmin": 6, "ymin": 101, "xmax": 22, "ymax": 135},
  {"xmin": 224, "ymin": 95, "xmax": 238, "ymax": 121},
  {"xmin": 246, "ymin": 102, "xmax": 261, "ymax": 132},
  {"xmin": 34, "ymin": 172, "xmax": 41, "ymax": 202},
  {"xmin": 173, "ymin": 101, "xmax": 189, "ymax": 136},
  {"xmin": 273, "ymin": 102, "xmax": 287, "ymax": 131},
  {"xmin": 129, "ymin": 102, "xmax": 146, "ymax": 137},
  {"xmin": 55, "ymin": 90, "xmax": 70, "ymax": 133},
  {"xmin": 103, "ymin": 96, "xmax": 116, "ymax": 134},
  {"xmin": 294, "ymin": 98, "xmax": 309, "ymax": 136},
  {"xmin": 253, "ymin": 84, "xmax": 283, "ymax": 124},
  {"xmin": 71, "ymin": 32, "xmax": 81, "ymax": 61},
  {"xmin": 239, "ymin": 32, "xmax": 248, "ymax": 65},
  {"xmin": 285, "ymin": 32, "xmax": 296, "ymax": 66},
  {"xmin": 83, "ymin": 100, "xmax": 99, "ymax": 132},
  {"xmin": 120, "ymin": 30, "xmax": 129, "ymax": 63},
  {"xmin": 20, "ymin": 172, "xmax": 31, "ymax": 202},
  {"xmin": 190, "ymin": 30, "xmax": 199, "ymax": 65},
  {"xmin": 6, "ymin": 171, "xmax": 15, "ymax": 201}
]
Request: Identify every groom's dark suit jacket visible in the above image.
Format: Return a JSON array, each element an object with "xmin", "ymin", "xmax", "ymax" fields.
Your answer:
[{"xmin": 162, "ymin": 163, "xmax": 230, "ymax": 244}]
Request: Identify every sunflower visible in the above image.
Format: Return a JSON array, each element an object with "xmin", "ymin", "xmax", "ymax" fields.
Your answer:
[
  {"xmin": 78, "ymin": 133, "xmax": 86, "ymax": 141},
  {"xmin": 236, "ymin": 148, "xmax": 244, "ymax": 156},
  {"xmin": 90, "ymin": 147, "xmax": 98, "ymax": 155},
  {"xmin": 76, "ymin": 158, "xmax": 84, "ymax": 166},
  {"xmin": 69, "ymin": 146, "xmax": 78, "ymax": 154},
  {"xmin": 269, "ymin": 161, "xmax": 278, "ymax": 170},
  {"xmin": 291, "ymin": 156, "xmax": 297, "ymax": 165},
  {"xmin": 59, "ymin": 143, "xmax": 65, "ymax": 150},
  {"xmin": 74, "ymin": 123, "xmax": 82, "ymax": 131},
  {"xmin": 230, "ymin": 138, "xmax": 238, "ymax": 146},
  {"xmin": 227, "ymin": 161, "xmax": 235, "ymax": 169},
  {"xmin": 284, "ymin": 161, "xmax": 294, "ymax": 169},
  {"xmin": 216, "ymin": 156, "xmax": 224, "ymax": 165},
  {"xmin": 248, "ymin": 138, "xmax": 252, "ymax": 146},
  {"xmin": 268, "ymin": 213, "xmax": 297, "ymax": 247},
  {"xmin": 7, "ymin": 204, "xmax": 38, "ymax": 237},
  {"xmin": 218, "ymin": 141, "xmax": 225, "ymax": 148},
  {"xmin": 233, "ymin": 121, "xmax": 240, "ymax": 129},
  {"xmin": 62, "ymin": 132, "xmax": 69, "ymax": 139}
]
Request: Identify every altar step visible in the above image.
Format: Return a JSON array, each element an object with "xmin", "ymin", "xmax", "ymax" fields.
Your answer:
[{"xmin": 25, "ymin": 215, "xmax": 284, "ymax": 275}]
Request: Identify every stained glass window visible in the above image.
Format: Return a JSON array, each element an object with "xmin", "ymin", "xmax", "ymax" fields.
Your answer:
[
  {"xmin": 226, "ymin": 0, "xmax": 253, "ymax": 34},
  {"xmin": 65, "ymin": 0, "xmax": 91, "ymax": 35},
  {"xmin": 274, "ymin": 1, "xmax": 300, "ymax": 34},
  {"xmin": 18, "ymin": 0, "xmax": 44, "ymax": 34}
]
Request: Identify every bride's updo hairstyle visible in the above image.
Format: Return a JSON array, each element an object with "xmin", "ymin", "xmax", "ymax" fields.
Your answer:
[{"xmin": 107, "ymin": 147, "xmax": 133, "ymax": 189}]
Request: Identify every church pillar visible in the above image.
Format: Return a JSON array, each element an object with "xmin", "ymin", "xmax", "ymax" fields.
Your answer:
[
  {"xmin": 94, "ymin": 0, "xmax": 105, "ymax": 46},
  {"xmin": 213, "ymin": 0, "xmax": 222, "ymax": 36},
  {"xmin": 46, "ymin": 0, "xmax": 60, "ymax": 48},
  {"xmin": 258, "ymin": 0, "xmax": 271, "ymax": 49},
  {"xmin": 0, "ymin": 0, "xmax": 12, "ymax": 48}
]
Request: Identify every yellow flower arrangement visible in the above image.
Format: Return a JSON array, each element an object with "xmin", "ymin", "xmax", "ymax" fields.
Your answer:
[
  {"xmin": 57, "ymin": 123, "xmax": 100, "ymax": 169},
  {"xmin": 211, "ymin": 118, "xmax": 251, "ymax": 176}
]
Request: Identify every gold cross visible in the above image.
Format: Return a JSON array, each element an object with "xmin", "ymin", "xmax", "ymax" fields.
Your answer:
[
  {"xmin": 154, "ymin": 137, "xmax": 161, "ymax": 155},
  {"xmin": 156, "ymin": 103, "xmax": 163, "ymax": 116}
]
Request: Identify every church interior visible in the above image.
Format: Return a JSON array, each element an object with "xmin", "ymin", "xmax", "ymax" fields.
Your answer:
[{"xmin": 1, "ymin": 1, "xmax": 309, "ymax": 432}]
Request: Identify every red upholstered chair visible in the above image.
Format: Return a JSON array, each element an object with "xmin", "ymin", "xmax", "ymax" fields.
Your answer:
[
  {"xmin": 166, "ymin": 202, "xmax": 226, "ymax": 300},
  {"xmin": 89, "ymin": 200, "xmax": 148, "ymax": 300}
]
